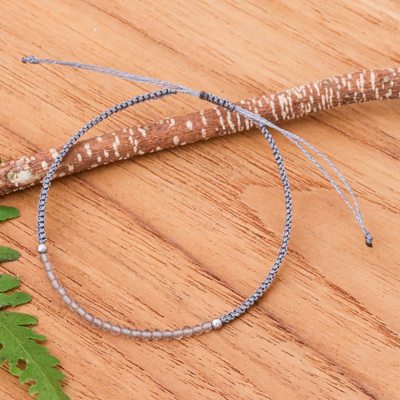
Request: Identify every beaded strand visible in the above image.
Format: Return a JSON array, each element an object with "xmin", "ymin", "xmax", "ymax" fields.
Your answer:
[{"xmin": 37, "ymin": 246, "xmax": 222, "ymax": 340}]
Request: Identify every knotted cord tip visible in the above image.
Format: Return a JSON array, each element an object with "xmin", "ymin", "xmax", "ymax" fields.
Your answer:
[
  {"xmin": 22, "ymin": 55, "xmax": 39, "ymax": 64},
  {"xmin": 365, "ymin": 233, "xmax": 373, "ymax": 247}
]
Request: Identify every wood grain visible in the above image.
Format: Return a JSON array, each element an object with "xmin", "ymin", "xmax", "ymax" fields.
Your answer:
[
  {"xmin": 1, "ymin": 67, "xmax": 399, "ymax": 197},
  {"xmin": 0, "ymin": 1, "xmax": 400, "ymax": 399}
]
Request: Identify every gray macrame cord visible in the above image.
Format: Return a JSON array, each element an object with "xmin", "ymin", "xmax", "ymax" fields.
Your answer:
[{"xmin": 22, "ymin": 55, "xmax": 373, "ymax": 326}]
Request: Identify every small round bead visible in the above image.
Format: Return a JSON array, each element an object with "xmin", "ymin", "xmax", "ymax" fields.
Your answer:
[
  {"xmin": 142, "ymin": 329, "xmax": 152, "ymax": 340},
  {"xmin": 92, "ymin": 317, "xmax": 103, "ymax": 329},
  {"xmin": 83, "ymin": 313, "xmax": 94, "ymax": 324},
  {"xmin": 131, "ymin": 329, "xmax": 142, "ymax": 340},
  {"xmin": 42, "ymin": 262, "xmax": 53, "ymax": 272},
  {"xmin": 182, "ymin": 326, "xmax": 193, "ymax": 338},
  {"xmin": 162, "ymin": 330, "xmax": 173, "ymax": 341},
  {"xmin": 121, "ymin": 326, "xmax": 131, "ymax": 338},
  {"xmin": 39, "ymin": 253, "xmax": 49, "ymax": 263},
  {"xmin": 50, "ymin": 279, "xmax": 61, "ymax": 290},
  {"xmin": 193, "ymin": 324, "xmax": 203, "ymax": 336},
  {"xmin": 37, "ymin": 244, "xmax": 48, "ymax": 254},
  {"xmin": 57, "ymin": 286, "xmax": 68, "ymax": 297},
  {"xmin": 102, "ymin": 321, "xmax": 112, "ymax": 332},
  {"xmin": 172, "ymin": 329, "xmax": 183, "ymax": 340},
  {"xmin": 46, "ymin": 271, "xmax": 56, "ymax": 281},
  {"xmin": 202, "ymin": 321, "xmax": 212, "ymax": 333},
  {"xmin": 152, "ymin": 329, "xmax": 163, "ymax": 340},
  {"xmin": 211, "ymin": 318, "xmax": 223, "ymax": 330},
  {"xmin": 75, "ymin": 306, "xmax": 86, "ymax": 318},
  {"xmin": 62, "ymin": 295, "xmax": 72, "ymax": 306},
  {"xmin": 111, "ymin": 324, "xmax": 122, "ymax": 336},
  {"xmin": 70, "ymin": 300, "xmax": 80, "ymax": 312}
]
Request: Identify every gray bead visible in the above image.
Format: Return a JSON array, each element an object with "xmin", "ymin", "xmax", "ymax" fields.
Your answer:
[
  {"xmin": 111, "ymin": 324, "xmax": 122, "ymax": 336},
  {"xmin": 152, "ymin": 329, "xmax": 163, "ymax": 340},
  {"xmin": 46, "ymin": 270, "xmax": 56, "ymax": 281},
  {"xmin": 211, "ymin": 318, "xmax": 222, "ymax": 330},
  {"xmin": 142, "ymin": 329, "xmax": 152, "ymax": 340},
  {"xmin": 182, "ymin": 326, "xmax": 193, "ymax": 337},
  {"xmin": 162, "ymin": 330, "xmax": 173, "ymax": 341},
  {"xmin": 37, "ymin": 244, "xmax": 48, "ymax": 254},
  {"xmin": 83, "ymin": 313, "xmax": 94, "ymax": 324},
  {"xmin": 202, "ymin": 321, "xmax": 212, "ymax": 333},
  {"xmin": 121, "ymin": 327, "xmax": 131, "ymax": 338},
  {"xmin": 193, "ymin": 324, "xmax": 203, "ymax": 336},
  {"xmin": 57, "ymin": 286, "xmax": 67, "ymax": 297},
  {"xmin": 62, "ymin": 295, "xmax": 72, "ymax": 306},
  {"xmin": 42, "ymin": 262, "xmax": 53, "ymax": 272},
  {"xmin": 131, "ymin": 329, "xmax": 142, "ymax": 340},
  {"xmin": 102, "ymin": 321, "xmax": 112, "ymax": 332},
  {"xmin": 39, "ymin": 253, "xmax": 49, "ymax": 263},
  {"xmin": 172, "ymin": 329, "xmax": 183, "ymax": 340},
  {"xmin": 76, "ymin": 306, "xmax": 86, "ymax": 318},
  {"xmin": 92, "ymin": 317, "xmax": 103, "ymax": 329},
  {"xmin": 70, "ymin": 300, "xmax": 80, "ymax": 312},
  {"xmin": 50, "ymin": 279, "xmax": 61, "ymax": 290}
]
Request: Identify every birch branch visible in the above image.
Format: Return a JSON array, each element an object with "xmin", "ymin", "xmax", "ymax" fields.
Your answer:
[{"xmin": 1, "ymin": 68, "xmax": 399, "ymax": 197}]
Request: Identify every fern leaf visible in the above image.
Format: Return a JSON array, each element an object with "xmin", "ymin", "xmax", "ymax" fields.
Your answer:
[
  {"xmin": 0, "ymin": 274, "xmax": 70, "ymax": 400},
  {"xmin": 0, "ymin": 206, "xmax": 20, "ymax": 221},
  {"xmin": 0, "ymin": 246, "xmax": 21, "ymax": 262}
]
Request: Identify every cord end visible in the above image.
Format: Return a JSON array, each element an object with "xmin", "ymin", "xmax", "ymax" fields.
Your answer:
[
  {"xmin": 365, "ymin": 232, "xmax": 373, "ymax": 247},
  {"xmin": 22, "ymin": 55, "xmax": 39, "ymax": 64}
]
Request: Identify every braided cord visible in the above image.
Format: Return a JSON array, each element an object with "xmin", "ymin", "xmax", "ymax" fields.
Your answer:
[
  {"xmin": 199, "ymin": 93, "xmax": 292, "ymax": 323},
  {"xmin": 37, "ymin": 88, "xmax": 176, "ymax": 243}
]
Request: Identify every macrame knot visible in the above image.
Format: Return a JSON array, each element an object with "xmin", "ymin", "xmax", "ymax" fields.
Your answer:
[
  {"xmin": 365, "ymin": 232, "xmax": 373, "ymax": 247},
  {"xmin": 21, "ymin": 55, "xmax": 39, "ymax": 64}
]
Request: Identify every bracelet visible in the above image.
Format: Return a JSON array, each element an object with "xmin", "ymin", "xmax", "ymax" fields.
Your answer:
[{"xmin": 24, "ymin": 56, "xmax": 372, "ymax": 341}]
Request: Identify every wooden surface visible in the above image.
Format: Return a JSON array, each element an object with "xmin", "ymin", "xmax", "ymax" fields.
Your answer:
[{"xmin": 0, "ymin": 1, "xmax": 399, "ymax": 399}]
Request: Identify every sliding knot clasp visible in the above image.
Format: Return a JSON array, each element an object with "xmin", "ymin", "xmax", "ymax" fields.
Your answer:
[{"xmin": 199, "ymin": 91, "xmax": 236, "ymax": 111}]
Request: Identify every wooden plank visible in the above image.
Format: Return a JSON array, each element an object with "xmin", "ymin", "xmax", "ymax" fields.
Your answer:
[{"xmin": 0, "ymin": 0, "xmax": 399, "ymax": 399}]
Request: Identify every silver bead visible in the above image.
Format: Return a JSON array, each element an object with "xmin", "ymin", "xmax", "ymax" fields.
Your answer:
[
  {"xmin": 42, "ymin": 262, "xmax": 53, "ymax": 272},
  {"xmin": 70, "ymin": 300, "xmax": 80, "ymax": 312},
  {"xmin": 62, "ymin": 295, "xmax": 72, "ymax": 306},
  {"xmin": 131, "ymin": 329, "xmax": 142, "ymax": 340},
  {"xmin": 121, "ymin": 326, "xmax": 131, "ymax": 338},
  {"xmin": 76, "ymin": 306, "xmax": 86, "ymax": 318},
  {"xmin": 142, "ymin": 329, "xmax": 152, "ymax": 340},
  {"xmin": 202, "ymin": 321, "xmax": 212, "ymax": 333},
  {"xmin": 50, "ymin": 279, "xmax": 61, "ymax": 290},
  {"xmin": 46, "ymin": 270, "xmax": 56, "ymax": 281},
  {"xmin": 172, "ymin": 329, "xmax": 183, "ymax": 340},
  {"xmin": 182, "ymin": 326, "xmax": 193, "ymax": 338},
  {"xmin": 37, "ymin": 244, "xmax": 48, "ymax": 254},
  {"xmin": 152, "ymin": 329, "xmax": 163, "ymax": 340},
  {"xmin": 57, "ymin": 286, "xmax": 68, "ymax": 297},
  {"xmin": 102, "ymin": 321, "xmax": 112, "ymax": 332},
  {"xmin": 211, "ymin": 318, "xmax": 222, "ymax": 330},
  {"xmin": 193, "ymin": 324, "xmax": 203, "ymax": 336},
  {"xmin": 39, "ymin": 253, "xmax": 49, "ymax": 263},
  {"xmin": 83, "ymin": 313, "xmax": 94, "ymax": 324},
  {"xmin": 92, "ymin": 317, "xmax": 103, "ymax": 329},
  {"xmin": 111, "ymin": 324, "xmax": 122, "ymax": 336},
  {"xmin": 162, "ymin": 330, "xmax": 173, "ymax": 341}
]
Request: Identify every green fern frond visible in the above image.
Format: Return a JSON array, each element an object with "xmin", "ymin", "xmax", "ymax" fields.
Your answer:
[{"xmin": 0, "ymin": 274, "xmax": 70, "ymax": 400}]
